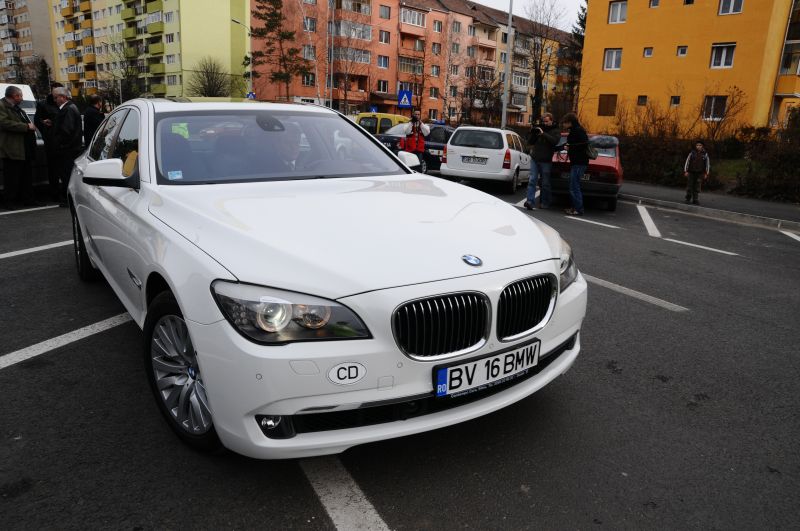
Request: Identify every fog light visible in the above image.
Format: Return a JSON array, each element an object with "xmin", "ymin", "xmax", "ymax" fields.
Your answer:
[
  {"xmin": 259, "ymin": 415, "xmax": 282, "ymax": 429},
  {"xmin": 255, "ymin": 414, "xmax": 296, "ymax": 439}
]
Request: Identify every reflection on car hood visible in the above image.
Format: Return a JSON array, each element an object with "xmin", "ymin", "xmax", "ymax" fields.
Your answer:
[{"xmin": 148, "ymin": 176, "xmax": 559, "ymax": 299}]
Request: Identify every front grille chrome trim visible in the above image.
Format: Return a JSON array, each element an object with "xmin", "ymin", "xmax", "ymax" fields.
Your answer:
[
  {"xmin": 392, "ymin": 291, "xmax": 491, "ymax": 362},
  {"xmin": 497, "ymin": 274, "xmax": 558, "ymax": 342}
]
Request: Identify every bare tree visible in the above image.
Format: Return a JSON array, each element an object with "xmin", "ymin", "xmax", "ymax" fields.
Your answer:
[
  {"xmin": 97, "ymin": 37, "xmax": 142, "ymax": 104},
  {"xmin": 441, "ymin": 17, "xmax": 465, "ymax": 124},
  {"xmin": 186, "ymin": 56, "xmax": 233, "ymax": 97},
  {"xmin": 330, "ymin": 11, "xmax": 373, "ymax": 113},
  {"xmin": 697, "ymin": 85, "xmax": 749, "ymax": 141},
  {"xmin": 523, "ymin": 0, "xmax": 566, "ymax": 119}
]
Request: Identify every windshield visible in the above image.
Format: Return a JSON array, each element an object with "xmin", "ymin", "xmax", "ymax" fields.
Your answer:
[
  {"xmin": 384, "ymin": 123, "xmax": 409, "ymax": 136},
  {"xmin": 590, "ymin": 135, "xmax": 618, "ymax": 158},
  {"xmin": 155, "ymin": 110, "xmax": 407, "ymax": 185},
  {"xmin": 450, "ymin": 129, "xmax": 503, "ymax": 149},
  {"xmin": 21, "ymin": 100, "xmax": 36, "ymax": 112}
]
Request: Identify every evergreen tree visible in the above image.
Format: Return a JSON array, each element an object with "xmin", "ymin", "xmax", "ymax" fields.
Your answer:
[
  {"xmin": 570, "ymin": 1, "xmax": 587, "ymax": 63},
  {"xmin": 35, "ymin": 59, "xmax": 52, "ymax": 98}
]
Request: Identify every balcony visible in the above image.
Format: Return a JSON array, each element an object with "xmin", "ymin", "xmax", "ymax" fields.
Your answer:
[
  {"xmin": 85, "ymin": 70, "xmax": 97, "ymax": 80},
  {"xmin": 124, "ymin": 47, "xmax": 138, "ymax": 59},
  {"xmin": 67, "ymin": 55, "xmax": 79, "ymax": 66},
  {"xmin": 64, "ymin": 23, "xmax": 74, "ymax": 32},
  {"xmin": 147, "ymin": 21, "xmax": 163, "ymax": 34},
  {"xmin": 151, "ymin": 83, "xmax": 167, "ymax": 94},
  {"xmin": 65, "ymin": 40, "xmax": 76, "ymax": 49},
  {"xmin": 148, "ymin": 42, "xmax": 164, "ymax": 54},
  {"xmin": 149, "ymin": 63, "xmax": 165, "ymax": 74},
  {"xmin": 123, "ymin": 27, "xmax": 137, "ymax": 40},
  {"xmin": 776, "ymin": 74, "xmax": 800, "ymax": 95},
  {"xmin": 70, "ymin": 87, "xmax": 81, "ymax": 97},
  {"xmin": 146, "ymin": 0, "xmax": 163, "ymax": 13},
  {"xmin": 61, "ymin": 5, "xmax": 73, "ymax": 17},
  {"xmin": 121, "ymin": 7, "xmax": 136, "ymax": 20},
  {"xmin": 82, "ymin": 36, "xmax": 94, "ymax": 46},
  {"xmin": 84, "ymin": 53, "xmax": 96, "ymax": 63},
  {"xmin": 513, "ymin": 45, "xmax": 530, "ymax": 56},
  {"xmin": 81, "ymin": 19, "xmax": 92, "ymax": 29},
  {"xmin": 68, "ymin": 72, "xmax": 80, "ymax": 81},
  {"xmin": 399, "ymin": 22, "xmax": 425, "ymax": 38},
  {"xmin": 85, "ymin": 86, "xmax": 97, "ymax": 95},
  {"xmin": 79, "ymin": 1, "xmax": 91, "ymax": 12},
  {"xmin": 478, "ymin": 36, "xmax": 496, "ymax": 49}
]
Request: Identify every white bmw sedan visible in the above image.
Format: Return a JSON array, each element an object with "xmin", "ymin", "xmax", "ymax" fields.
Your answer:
[{"xmin": 69, "ymin": 100, "xmax": 587, "ymax": 459}]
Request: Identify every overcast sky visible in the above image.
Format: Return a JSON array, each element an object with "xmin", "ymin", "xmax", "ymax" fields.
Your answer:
[{"xmin": 473, "ymin": 0, "xmax": 584, "ymax": 31}]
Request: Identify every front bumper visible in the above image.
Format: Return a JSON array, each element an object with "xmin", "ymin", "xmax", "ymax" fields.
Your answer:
[
  {"xmin": 188, "ymin": 263, "xmax": 587, "ymax": 459},
  {"xmin": 440, "ymin": 164, "xmax": 513, "ymax": 182}
]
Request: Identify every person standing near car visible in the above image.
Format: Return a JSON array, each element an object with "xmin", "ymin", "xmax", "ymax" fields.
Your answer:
[
  {"xmin": 34, "ymin": 82, "xmax": 64, "ymax": 201},
  {"xmin": 561, "ymin": 112, "xmax": 589, "ymax": 216},
  {"xmin": 82, "ymin": 94, "xmax": 105, "ymax": 148},
  {"xmin": 50, "ymin": 87, "xmax": 83, "ymax": 208},
  {"xmin": 401, "ymin": 109, "xmax": 430, "ymax": 171},
  {"xmin": 0, "ymin": 85, "xmax": 38, "ymax": 209},
  {"xmin": 525, "ymin": 112, "xmax": 560, "ymax": 210},
  {"xmin": 683, "ymin": 140, "xmax": 710, "ymax": 205}
]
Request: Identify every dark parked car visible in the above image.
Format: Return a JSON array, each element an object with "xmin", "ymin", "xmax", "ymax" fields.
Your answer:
[
  {"xmin": 375, "ymin": 123, "xmax": 455, "ymax": 174},
  {"xmin": 551, "ymin": 134, "xmax": 623, "ymax": 211}
]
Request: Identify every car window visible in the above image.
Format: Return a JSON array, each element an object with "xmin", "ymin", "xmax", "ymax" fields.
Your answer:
[
  {"xmin": 428, "ymin": 127, "xmax": 447, "ymax": 144},
  {"xmin": 379, "ymin": 118, "xmax": 393, "ymax": 134},
  {"xmin": 513, "ymin": 135, "xmax": 524, "ymax": 152},
  {"xmin": 111, "ymin": 110, "xmax": 140, "ymax": 178},
  {"xmin": 154, "ymin": 110, "xmax": 407, "ymax": 184},
  {"xmin": 89, "ymin": 109, "xmax": 127, "ymax": 161},
  {"xmin": 358, "ymin": 117, "xmax": 377, "ymax": 133},
  {"xmin": 450, "ymin": 130, "xmax": 503, "ymax": 149},
  {"xmin": 590, "ymin": 135, "xmax": 619, "ymax": 158},
  {"xmin": 506, "ymin": 133, "xmax": 516, "ymax": 151}
]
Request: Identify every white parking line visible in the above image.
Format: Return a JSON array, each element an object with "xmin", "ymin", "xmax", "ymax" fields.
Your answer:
[
  {"xmin": 301, "ymin": 456, "xmax": 390, "ymax": 531},
  {"xmin": 636, "ymin": 205, "xmax": 662, "ymax": 238},
  {"xmin": 0, "ymin": 313, "xmax": 132, "ymax": 370},
  {"xmin": 780, "ymin": 230, "xmax": 800, "ymax": 243},
  {"xmin": 0, "ymin": 240, "xmax": 72, "ymax": 260},
  {"xmin": 514, "ymin": 190, "xmax": 539, "ymax": 208},
  {"xmin": 564, "ymin": 217, "xmax": 620, "ymax": 229},
  {"xmin": 0, "ymin": 205, "xmax": 59, "ymax": 216},
  {"xmin": 662, "ymin": 238, "xmax": 739, "ymax": 256},
  {"xmin": 583, "ymin": 274, "xmax": 689, "ymax": 313}
]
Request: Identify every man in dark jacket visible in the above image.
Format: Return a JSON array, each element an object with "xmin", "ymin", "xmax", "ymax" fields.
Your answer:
[
  {"xmin": 83, "ymin": 94, "xmax": 105, "ymax": 147},
  {"xmin": 1, "ymin": 85, "xmax": 38, "ymax": 209},
  {"xmin": 51, "ymin": 87, "xmax": 83, "ymax": 207},
  {"xmin": 561, "ymin": 112, "xmax": 589, "ymax": 216},
  {"xmin": 34, "ymin": 82, "xmax": 63, "ymax": 201},
  {"xmin": 525, "ymin": 112, "xmax": 560, "ymax": 210},
  {"xmin": 683, "ymin": 140, "xmax": 710, "ymax": 205}
]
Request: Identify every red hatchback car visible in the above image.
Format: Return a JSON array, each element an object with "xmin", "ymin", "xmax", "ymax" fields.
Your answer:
[{"xmin": 551, "ymin": 134, "xmax": 623, "ymax": 211}]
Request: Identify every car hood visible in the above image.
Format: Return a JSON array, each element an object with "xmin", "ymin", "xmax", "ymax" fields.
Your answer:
[{"xmin": 148, "ymin": 176, "xmax": 560, "ymax": 299}]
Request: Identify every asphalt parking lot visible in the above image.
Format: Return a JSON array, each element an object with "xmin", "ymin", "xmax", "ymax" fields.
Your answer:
[{"xmin": 1, "ymin": 187, "xmax": 799, "ymax": 529}]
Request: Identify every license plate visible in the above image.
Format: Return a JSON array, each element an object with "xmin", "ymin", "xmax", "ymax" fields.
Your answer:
[
  {"xmin": 434, "ymin": 339, "xmax": 541, "ymax": 398},
  {"xmin": 383, "ymin": 142, "xmax": 392, "ymax": 148},
  {"xmin": 561, "ymin": 172, "xmax": 591, "ymax": 181},
  {"xmin": 582, "ymin": 173, "xmax": 591, "ymax": 181},
  {"xmin": 462, "ymin": 155, "xmax": 488, "ymax": 165},
  {"xmin": 428, "ymin": 149, "xmax": 443, "ymax": 156}
]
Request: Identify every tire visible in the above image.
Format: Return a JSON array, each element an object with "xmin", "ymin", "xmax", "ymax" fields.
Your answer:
[
  {"xmin": 419, "ymin": 157, "xmax": 428, "ymax": 174},
  {"xmin": 508, "ymin": 170, "xmax": 519, "ymax": 194},
  {"xmin": 143, "ymin": 292, "xmax": 223, "ymax": 453},
  {"xmin": 71, "ymin": 209, "xmax": 99, "ymax": 281},
  {"xmin": 606, "ymin": 197, "xmax": 618, "ymax": 212}
]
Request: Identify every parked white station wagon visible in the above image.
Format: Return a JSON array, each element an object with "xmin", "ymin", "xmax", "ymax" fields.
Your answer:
[
  {"xmin": 69, "ymin": 99, "xmax": 587, "ymax": 459},
  {"xmin": 440, "ymin": 126, "xmax": 531, "ymax": 193}
]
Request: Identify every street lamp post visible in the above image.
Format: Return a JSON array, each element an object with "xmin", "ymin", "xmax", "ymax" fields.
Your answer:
[{"xmin": 231, "ymin": 18, "xmax": 253, "ymax": 96}]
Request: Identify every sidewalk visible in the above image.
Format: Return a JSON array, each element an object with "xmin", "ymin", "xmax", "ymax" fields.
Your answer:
[{"xmin": 619, "ymin": 181, "xmax": 800, "ymax": 231}]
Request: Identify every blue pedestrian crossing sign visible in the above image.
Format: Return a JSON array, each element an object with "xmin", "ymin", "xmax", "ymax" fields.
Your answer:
[
  {"xmin": 246, "ymin": 91, "xmax": 256, "ymax": 100},
  {"xmin": 370, "ymin": 106, "xmax": 378, "ymax": 112},
  {"xmin": 398, "ymin": 90, "xmax": 413, "ymax": 108}
]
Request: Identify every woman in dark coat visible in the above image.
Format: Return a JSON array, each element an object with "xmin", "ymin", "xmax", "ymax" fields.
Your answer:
[{"xmin": 560, "ymin": 112, "xmax": 589, "ymax": 216}]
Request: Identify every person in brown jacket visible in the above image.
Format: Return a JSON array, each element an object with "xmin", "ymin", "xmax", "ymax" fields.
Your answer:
[
  {"xmin": 0, "ymin": 85, "xmax": 38, "ymax": 209},
  {"xmin": 683, "ymin": 140, "xmax": 710, "ymax": 205}
]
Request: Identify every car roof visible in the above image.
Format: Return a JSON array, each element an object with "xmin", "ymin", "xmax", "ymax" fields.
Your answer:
[
  {"xmin": 454, "ymin": 126, "xmax": 517, "ymax": 134},
  {"xmin": 139, "ymin": 99, "xmax": 338, "ymax": 115}
]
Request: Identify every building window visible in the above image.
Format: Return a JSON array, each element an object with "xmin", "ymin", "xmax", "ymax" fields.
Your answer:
[
  {"xmin": 609, "ymin": 1, "xmax": 627, "ymax": 23},
  {"xmin": 452, "ymin": 21, "xmax": 461, "ymax": 33},
  {"xmin": 450, "ymin": 64, "xmax": 458, "ymax": 75},
  {"xmin": 598, "ymin": 94, "xmax": 618, "ymax": 116},
  {"xmin": 414, "ymin": 39, "xmax": 425, "ymax": 51},
  {"xmin": 304, "ymin": 0, "xmax": 316, "ymax": 3},
  {"xmin": 166, "ymin": 33, "xmax": 175, "ymax": 43},
  {"xmin": 303, "ymin": 45, "xmax": 316, "ymax": 60},
  {"xmin": 684, "ymin": 0, "xmax": 694, "ymax": 4},
  {"xmin": 166, "ymin": 54, "xmax": 176, "ymax": 64},
  {"xmin": 468, "ymin": 25, "xmax": 475, "ymax": 36},
  {"xmin": 780, "ymin": 43, "xmax": 800, "ymax": 75},
  {"xmin": 378, "ymin": 55, "xmax": 389, "ymax": 68},
  {"xmin": 400, "ymin": 8, "xmax": 426, "ymax": 27},
  {"xmin": 380, "ymin": 5, "xmax": 390, "ymax": 18},
  {"xmin": 432, "ymin": 42, "xmax": 441, "ymax": 55},
  {"xmin": 604, "ymin": 48, "xmax": 622, "ymax": 70},
  {"xmin": 379, "ymin": 30, "xmax": 390, "ymax": 44},
  {"xmin": 431, "ymin": 65, "xmax": 440, "ymax": 77},
  {"xmin": 303, "ymin": 17, "xmax": 316, "ymax": 32},
  {"xmin": 433, "ymin": 20, "xmax": 442, "ymax": 32},
  {"xmin": 512, "ymin": 71, "xmax": 529, "ymax": 87},
  {"xmin": 449, "ymin": 106, "xmax": 457, "ymax": 118},
  {"xmin": 302, "ymin": 73, "xmax": 316, "ymax": 86},
  {"xmin": 465, "ymin": 66, "xmax": 475, "ymax": 78},
  {"xmin": 467, "ymin": 46, "xmax": 475, "ymax": 57},
  {"xmin": 677, "ymin": 45, "xmax": 688, "ymax": 56},
  {"xmin": 452, "ymin": 43, "xmax": 460, "ymax": 53},
  {"xmin": 637, "ymin": 95, "xmax": 648, "ymax": 106},
  {"xmin": 670, "ymin": 95, "xmax": 681, "ymax": 106},
  {"xmin": 649, "ymin": 0, "xmax": 659, "ymax": 6},
  {"xmin": 430, "ymin": 87, "xmax": 439, "ymax": 98},
  {"xmin": 500, "ymin": 52, "xmax": 507, "ymax": 63},
  {"xmin": 399, "ymin": 56, "xmax": 423, "ymax": 74},
  {"xmin": 643, "ymin": 47, "xmax": 653, "ymax": 57},
  {"xmin": 377, "ymin": 79, "xmax": 388, "ymax": 92},
  {"xmin": 710, "ymin": 43, "xmax": 735, "ymax": 68},
  {"xmin": 429, "ymin": 109, "xmax": 438, "ymax": 120},
  {"xmin": 501, "ymin": 32, "xmax": 508, "ymax": 44},
  {"xmin": 449, "ymin": 85, "xmax": 458, "ymax": 97},
  {"xmin": 719, "ymin": 0, "xmax": 743, "ymax": 14},
  {"xmin": 164, "ymin": 11, "xmax": 174, "ymax": 23},
  {"xmin": 703, "ymin": 95, "xmax": 728, "ymax": 120}
]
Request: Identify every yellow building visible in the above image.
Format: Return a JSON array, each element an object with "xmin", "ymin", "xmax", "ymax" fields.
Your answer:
[
  {"xmin": 579, "ymin": 0, "xmax": 799, "ymax": 134},
  {"xmin": 48, "ymin": 0, "xmax": 249, "ymax": 100}
]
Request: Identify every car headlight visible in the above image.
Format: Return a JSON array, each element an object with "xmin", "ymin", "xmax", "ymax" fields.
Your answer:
[
  {"xmin": 211, "ymin": 281, "xmax": 370, "ymax": 345},
  {"xmin": 559, "ymin": 238, "xmax": 579, "ymax": 293}
]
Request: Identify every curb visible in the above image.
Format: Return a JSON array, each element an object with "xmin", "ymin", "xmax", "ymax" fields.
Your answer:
[{"xmin": 619, "ymin": 194, "xmax": 800, "ymax": 232}]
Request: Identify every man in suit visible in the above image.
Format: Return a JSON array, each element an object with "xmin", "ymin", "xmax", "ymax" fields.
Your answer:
[
  {"xmin": 0, "ymin": 85, "xmax": 38, "ymax": 209},
  {"xmin": 83, "ymin": 94, "xmax": 105, "ymax": 148},
  {"xmin": 34, "ymin": 82, "xmax": 64, "ymax": 201},
  {"xmin": 50, "ymin": 87, "xmax": 83, "ymax": 207}
]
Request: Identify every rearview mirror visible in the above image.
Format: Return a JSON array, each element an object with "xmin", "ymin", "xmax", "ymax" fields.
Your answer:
[
  {"xmin": 397, "ymin": 151, "xmax": 422, "ymax": 172},
  {"xmin": 82, "ymin": 159, "xmax": 139, "ymax": 189}
]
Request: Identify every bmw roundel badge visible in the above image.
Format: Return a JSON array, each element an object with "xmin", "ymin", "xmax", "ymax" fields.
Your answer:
[{"xmin": 462, "ymin": 255, "xmax": 483, "ymax": 267}]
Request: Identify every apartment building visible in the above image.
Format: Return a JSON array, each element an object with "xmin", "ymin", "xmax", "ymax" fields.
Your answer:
[
  {"xmin": 47, "ymin": 0, "xmax": 249, "ymax": 100},
  {"xmin": 0, "ymin": 0, "xmax": 55, "ymax": 92},
  {"xmin": 253, "ymin": 0, "xmax": 572, "ymax": 124},
  {"xmin": 579, "ymin": 0, "xmax": 799, "ymax": 133}
]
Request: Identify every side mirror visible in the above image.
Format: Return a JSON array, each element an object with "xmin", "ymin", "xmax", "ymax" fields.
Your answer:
[
  {"xmin": 82, "ymin": 159, "xmax": 139, "ymax": 189},
  {"xmin": 397, "ymin": 150, "xmax": 422, "ymax": 172}
]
